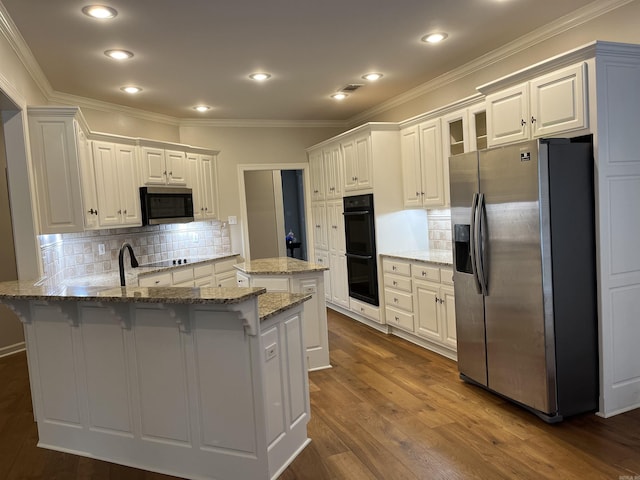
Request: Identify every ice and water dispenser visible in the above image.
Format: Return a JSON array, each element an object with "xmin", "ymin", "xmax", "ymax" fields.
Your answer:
[{"xmin": 454, "ymin": 224, "xmax": 473, "ymax": 274}]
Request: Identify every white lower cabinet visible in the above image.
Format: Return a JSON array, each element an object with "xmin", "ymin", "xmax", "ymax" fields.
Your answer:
[
  {"xmin": 138, "ymin": 256, "xmax": 238, "ymax": 289},
  {"xmin": 413, "ymin": 265, "xmax": 456, "ymax": 350},
  {"xmin": 329, "ymin": 251, "xmax": 349, "ymax": 308},
  {"xmin": 381, "ymin": 256, "xmax": 456, "ymax": 358},
  {"xmin": 138, "ymin": 271, "xmax": 172, "ymax": 287},
  {"xmin": 350, "ymin": 297, "xmax": 380, "ymax": 323},
  {"xmin": 314, "ymin": 250, "xmax": 331, "ymax": 301}
]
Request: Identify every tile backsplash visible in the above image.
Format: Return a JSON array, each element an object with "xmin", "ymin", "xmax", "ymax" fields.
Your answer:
[
  {"xmin": 427, "ymin": 208, "xmax": 452, "ymax": 251},
  {"xmin": 39, "ymin": 220, "xmax": 231, "ymax": 284}
]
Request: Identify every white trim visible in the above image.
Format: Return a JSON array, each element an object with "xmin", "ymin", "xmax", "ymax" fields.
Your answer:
[
  {"xmin": 0, "ymin": 2, "xmax": 52, "ymax": 100},
  {"xmin": 48, "ymin": 91, "xmax": 179, "ymax": 126},
  {"xmin": 0, "ymin": 341, "xmax": 26, "ymax": 358},
  {"xmin": 346, "ymin": 0, "xmax": 636, "ymax": 126},
  {"xmin": 179, "ymin": 118, "xmax": 347, "ymax": 129}
]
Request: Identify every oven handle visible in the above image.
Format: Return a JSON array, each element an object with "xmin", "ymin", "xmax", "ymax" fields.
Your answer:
[
  {"xmin": 343, "ymin": 210, "xmax": 371, "ymax": 216},
  {"xmin": 345, "ymin": 253, "xmax": 374, "ymax": 260}
]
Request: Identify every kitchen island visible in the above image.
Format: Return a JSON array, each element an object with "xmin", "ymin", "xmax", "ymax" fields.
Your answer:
[
  {"xmin": 0, "ymin": 282, "xmax": 312, "ymax": 480},
  {"xmin": 235, "ymin": 257, "xmax": 330, "ymax": 370}
]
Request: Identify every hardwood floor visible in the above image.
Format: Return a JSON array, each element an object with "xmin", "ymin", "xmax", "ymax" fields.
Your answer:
[{"xmin": 1, "ymin": 308, "xmax": 639, "ymax": 479}]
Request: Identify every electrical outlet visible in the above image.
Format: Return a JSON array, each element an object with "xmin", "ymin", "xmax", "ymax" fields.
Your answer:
[
  {"xmin": 265, "ymin": 343, "xmax": 278, "ymax": 361},
  {"xmin": 228, "ymin": 215, "xmax": 237, "ymax": 225},
  {"xmin": 98, "ymin": 244, "xmax": 105, "ymax": 255},
  {"xmin": 191, "ymin": 233, "xmax": 199, "ymax": 243}
]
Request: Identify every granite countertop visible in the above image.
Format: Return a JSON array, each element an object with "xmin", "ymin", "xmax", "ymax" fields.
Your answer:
[
  {"xmin": 381, "ymin": 249, "xmax": 453, "ymax": 266},
  {"xmin": 0, "ymin": 280, "xmax": 265, "ymax": 305},
  {"xmin": 258, "ymin": 292, "xmax": 311, "ymax": 321},
  {"xmin": 55, "ymin": 253, "xmax": 240, "ymax": 288},
  {"xmin": 235, "ymin": 257, "xmax": 328, "ymax": 275}
]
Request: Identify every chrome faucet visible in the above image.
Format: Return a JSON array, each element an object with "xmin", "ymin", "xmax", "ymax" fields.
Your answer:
[{"xmin": 118, "ymin": 242, "xmax": 139, "ymax": 286}]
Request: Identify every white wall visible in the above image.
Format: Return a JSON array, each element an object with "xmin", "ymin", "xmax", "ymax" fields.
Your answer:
[{"xmin": 179, "ymin": 126, "xmax": 343, "ymax": 254}]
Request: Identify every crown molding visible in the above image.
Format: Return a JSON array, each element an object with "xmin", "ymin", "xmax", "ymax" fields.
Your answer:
[
  {"xmin": 346, "ymin": 0, "xmax": 636, "ymax": 126},
  {"xmin": 178, "ymin": 118, "xmax": 348, "ymax": 129},
  {"xmin": 48, "ymin": 91, "xmax": 180, "ymax": 126},
  {"xmin": 0, "ymin": 1, "xmax": 52, "ymax": 100}
]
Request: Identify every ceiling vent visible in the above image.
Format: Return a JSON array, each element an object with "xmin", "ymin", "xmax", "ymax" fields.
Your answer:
[{"xmin": 341, "ymin": 84, "xmax": 364, "ymax": 92}]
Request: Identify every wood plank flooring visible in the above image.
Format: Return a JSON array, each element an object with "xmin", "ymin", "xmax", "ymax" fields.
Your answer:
[{"xmin": 1, "ymin": 308, "xmax": 639, "ymax": 479}]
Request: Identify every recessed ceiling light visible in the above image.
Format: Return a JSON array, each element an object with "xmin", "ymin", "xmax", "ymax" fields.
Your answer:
[
  {"xmin": 194, "ymin": 105, "xmax": 211, "ymax": 112},
  {"xmin": 104, "ymin": 49, "xmax": 134, "ymax": 60},
  {"xmin": 249, "ymin": 73, "xmax": 271, "ymax": 81},
  {"xmin": 82, "ymin": 5, "xmax": 117, "ymax": 19},
  {"xmin": 331, "ymin": 93, "xmax": 348, "ymax": 100},
  {"xmin": 362, "ymin": 73, "xmax": 383, "ymax": 81},
  {"xmin": 120, "ymin": 86, "xmax": 142, "ymax": 94},
  {"xmin": 421, "ymin": 32, "xmax": 448, "ymax": 44}
]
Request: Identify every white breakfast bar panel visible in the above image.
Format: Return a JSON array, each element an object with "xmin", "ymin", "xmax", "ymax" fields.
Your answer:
[{"xmin": 0, "ymin": 283, "xmax": 311, "ymax": 480}]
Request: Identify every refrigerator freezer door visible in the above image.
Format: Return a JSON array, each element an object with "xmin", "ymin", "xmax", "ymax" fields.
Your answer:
[
  {"xmin": 450, "ymin": 151, "xmax": 487, "ymax": 386},
  {"xmin": 479, "ymin": 140, "xmax": 553, "ymax": 413}
]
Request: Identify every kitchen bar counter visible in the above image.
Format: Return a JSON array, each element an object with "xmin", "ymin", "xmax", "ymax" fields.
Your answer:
[
  {"xmin": 235, "ymin": 256, "xmax": 328, "ymax": 275},
  {"xmin": 0, "ymin": 281, "xmax": 311, "ymax": 480}
]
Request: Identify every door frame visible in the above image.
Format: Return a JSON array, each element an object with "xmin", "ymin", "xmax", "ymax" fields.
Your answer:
[{"xmin": 238, "ymin": 162, "xmax": 311, "ymax": 261}]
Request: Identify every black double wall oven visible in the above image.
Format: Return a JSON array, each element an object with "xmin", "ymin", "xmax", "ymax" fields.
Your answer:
[{"xmin": 343, "ymin": 194, "xmax": 379, "ymax": 306}]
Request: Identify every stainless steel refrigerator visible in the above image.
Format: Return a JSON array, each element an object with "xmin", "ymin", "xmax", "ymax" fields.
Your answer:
[{"xmin": 450, "ymin": 138, "xmax": 598, "ymax": 422}]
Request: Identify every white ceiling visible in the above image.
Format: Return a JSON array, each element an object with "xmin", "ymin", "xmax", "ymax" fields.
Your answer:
[{"xmin": 1, "ymin": 0, "xmax": 607, "ymax": 121}]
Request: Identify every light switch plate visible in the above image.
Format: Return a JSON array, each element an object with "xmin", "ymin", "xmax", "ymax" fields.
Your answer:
[{"xmin": 228, "ymin": 215, "xmax": 237, "ymax": 225}]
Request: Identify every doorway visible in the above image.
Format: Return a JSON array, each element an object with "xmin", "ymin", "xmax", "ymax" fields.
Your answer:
[
  {"xmin": 0, "ymin": 91, "xmax": 23, "ymax": 356},
  {"xmin": 239, "ymin": 163, "xmax": 310, "ymax": 261}
]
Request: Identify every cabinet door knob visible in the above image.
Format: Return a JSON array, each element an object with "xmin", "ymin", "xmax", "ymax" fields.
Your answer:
[
  {"xmin": 531, "ymin": 116, "xmax": 537, "ymax": 124},
  {"xmin": 123, "ymin": 209, "xmax": 127, "ymax": 214},
  {"xmin": 520, "ymin": 119, "xmax": 526, "ymax": 127},
  {"xmin": 169, "ymin": 171, "xmax": 173, "ymax": 176},
  {"xmin": 422, "ymin": 271, "xmax": 427, "ymax": 276},
  {"xmin": 117, "ymin": 209, "xmax": 122, "ymax": 214},
  {"xmin": 393, "ymin": 280, "xmax": 397, "ymax": 286},
  {"xmin": 393, "ymin": 297, "xmax": 399, "ymax": 303},
  {"xmin": 163, "ymin": 170, "xmax": 167, "ymax": 176}
]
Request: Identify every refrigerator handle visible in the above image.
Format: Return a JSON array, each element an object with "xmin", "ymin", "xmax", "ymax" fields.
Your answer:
[
  {"xmin": 476, "ymin": 193, "xmax": 489, "ymax": 296},
  {"xmin": 469, "ymin": 193, "xmax": 482, "ymax": 294}
]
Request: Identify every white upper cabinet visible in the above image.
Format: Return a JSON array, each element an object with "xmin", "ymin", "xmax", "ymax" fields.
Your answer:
[
  {"xmin": 486, "ymin": 63, "xmax": 587, "ymax": 146},
  {"xmin": 400, "ymin": 118, "xmax": 444, "ymax": 208},
  {"xmin": 28, "ymin": 109, "xmax": 86, "ymax": 234},
  {"xmin": 76, "ymin": 124, "xmax": 100, "ymax": 230},
  {"xmin": 342, "ymin": 134, "xmax": 373, "ymax": 192},
  {"xmin": 140, "ymin": 146, "xmax": 188, "ymax": 186},
  {"xmin": 308, "ymin": 149, "xmax": 325, "ymax": 202},
  {"xmin": 187, "ymin": 152, "xmax": 218, "ymax": 221},
  {"xmin": 92, "ymin": 141, "xmax": 141, "ymax": 227},
  {"xmin": 324, "ymin": 145, "xmax": 343, "ymax": 199}
]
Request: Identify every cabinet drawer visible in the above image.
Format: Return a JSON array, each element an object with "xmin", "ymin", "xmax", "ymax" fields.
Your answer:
[
  {"xmin": 385, "ymin": 306, "xmax": 414, "ymax": 332},
  {"xmin": 383, "ymin": 258, "xmax": 411, "ymax": 276},
  {"xmin": 412, "ymin": 263, "xmax": 440, "ymax": 282},
  {"xmin": 383, "ymin": 273, "xmax": 412, "ymax": 293},
  {"xmin": 350, "ymin": 298, "xmax": 380, "ymax": 322},
  {"xmin": 138, "ymin": 272, "xmax": 172, "ymax": 287},
  {"xmin": 384, "ymin": 288, "xmax": 413, "ymax": 312},
  {"xmin": 213, "ymin": 257, "xmax": 238, "ymax": 274},
  {"xmin": 441, "ymin": 267, "xmax": 454, "ymax": 286},
  {"xmin": 251, "ymin": 277, "xmax": 290, "ymax": 292},
  {"xmin": 193, "ymin": 263, "xmax": 214, "ymax": 279},
  {"xmin": 172, "ymin": 267, "xmax": 194, "ymax": 284}
]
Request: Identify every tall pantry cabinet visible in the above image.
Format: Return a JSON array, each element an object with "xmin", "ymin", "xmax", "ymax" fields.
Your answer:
[{"xmin": 308, "ymin": 123, "xmax": 404, "ymax": 326}]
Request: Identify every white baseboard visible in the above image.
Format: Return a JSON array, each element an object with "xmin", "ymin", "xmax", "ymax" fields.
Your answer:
[{"xmin": 0, "ymin": 342, "xmax": 26, "ymax": 358}]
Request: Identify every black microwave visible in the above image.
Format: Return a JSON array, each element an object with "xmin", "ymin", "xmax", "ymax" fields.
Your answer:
[{"xmin": 140, "ymin": 187, "xmax": 194, "ymax": 225}]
